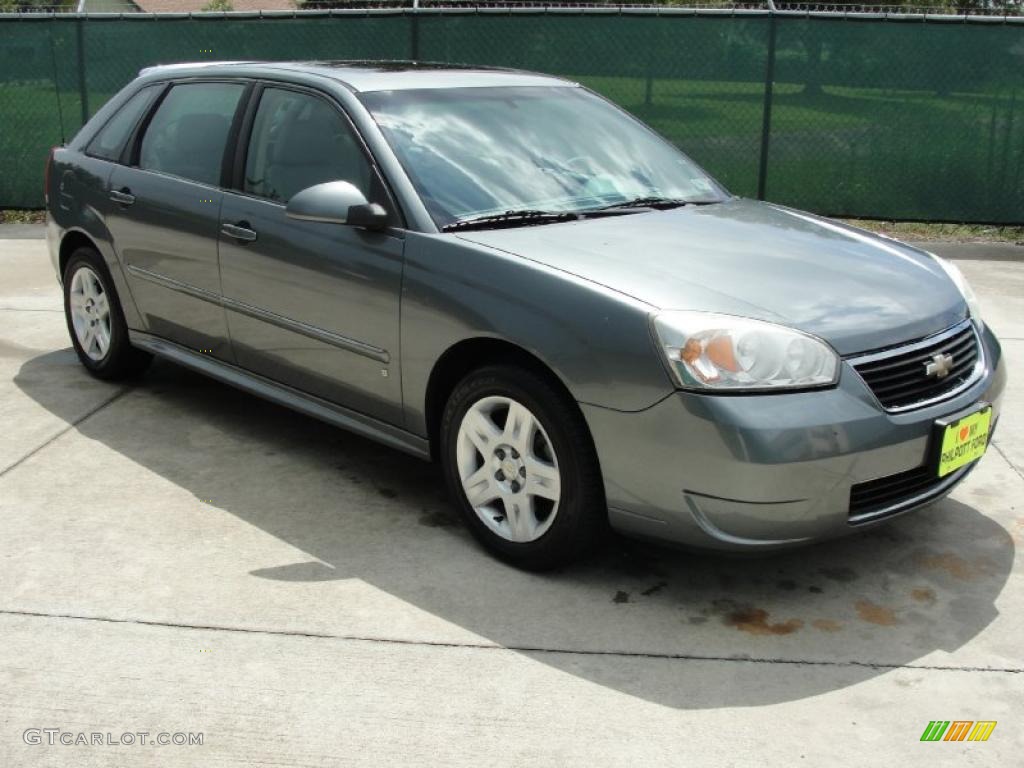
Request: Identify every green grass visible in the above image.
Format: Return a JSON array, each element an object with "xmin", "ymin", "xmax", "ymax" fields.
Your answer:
[
  {"xmin": 0, "ymin": 83, "xmax": 115, "ymax": 209},
  {"xmin": 579, "ymin": 75, "xmax": 1023, "ymax": 223},
  {"xmin": 0, "ymin": 209, "xmax": 45, "ymax": 224},
  {"xmin": 842, "ymin": 219, "xmax": 1024, "ymax": 244}
]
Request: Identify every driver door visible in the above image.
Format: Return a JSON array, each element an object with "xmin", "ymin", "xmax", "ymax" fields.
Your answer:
[{"xmin": 218, "ymin": 85, "xmax": 405, "ymax": 425}]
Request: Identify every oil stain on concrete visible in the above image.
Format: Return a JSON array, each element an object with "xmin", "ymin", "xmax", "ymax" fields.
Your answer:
[
  {"xmin": 855, "ymin": 599, "xmax": 899, "ymax": 626},
  {"xmin": 726, "ymin": 607, "xmax": 803, "ymax": 636}
]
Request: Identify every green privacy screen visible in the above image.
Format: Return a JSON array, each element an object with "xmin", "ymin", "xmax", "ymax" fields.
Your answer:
[{"xmin": 1, "ymin": 11, "xmax": 1022, "ymax": 223}]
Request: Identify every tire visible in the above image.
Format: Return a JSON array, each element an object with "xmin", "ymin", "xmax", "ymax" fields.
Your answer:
[
  {"xmin": 63, "ymin": 246, "xmax": 151, "ymax": 380},
  {"xmin": 440, "ymin": 364, "xmax": 606, "ymax": 570}
]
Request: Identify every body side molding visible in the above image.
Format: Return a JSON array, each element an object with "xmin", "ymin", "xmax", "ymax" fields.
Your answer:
[
  {"xmin": 129, "ymin": 331, "xmax": 427, "ymax": 459},
  {"xmin": 126, "ymin": 264, "xmax": 390, "ymax": 363}
]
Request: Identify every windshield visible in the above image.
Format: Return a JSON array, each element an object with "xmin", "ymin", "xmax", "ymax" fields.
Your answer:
[{"xmin": 358, "ymin": 86, "xmax": 727, "ymax": 229}]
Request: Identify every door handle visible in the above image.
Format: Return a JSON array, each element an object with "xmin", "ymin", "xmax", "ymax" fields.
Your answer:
[
  {"xmin": 221, "ymin": 222, "xmax": 257, "ymax": 243},
  {"xmin": 109, "ymin": 188, "xmax": 135, "ymax": 206}
]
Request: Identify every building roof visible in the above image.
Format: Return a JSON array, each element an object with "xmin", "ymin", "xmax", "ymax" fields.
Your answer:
[{"xmin": 131, "ymin": 0, "xmax": 296, "ymax": 11}]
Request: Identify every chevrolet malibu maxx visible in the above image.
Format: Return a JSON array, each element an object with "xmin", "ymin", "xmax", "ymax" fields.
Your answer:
[{"xmin": 46, "ymin": 62, "xmax": 1006, "ymax": 569}]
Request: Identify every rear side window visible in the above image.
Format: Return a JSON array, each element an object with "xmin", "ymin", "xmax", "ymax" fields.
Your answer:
[
  {"xmin": 87, "ymin": 85, "xmax": 160, "ymax": 162},
  {"xmin": 243, "ymin": 87, "xmax": 373, "ymax": 204},
  {"xmin": 139, "ymin": 82, "xmax": 245, "ymax": 187}
]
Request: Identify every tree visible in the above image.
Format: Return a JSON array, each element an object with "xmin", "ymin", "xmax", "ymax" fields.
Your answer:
[{"xmin": 0, "ymin": 0, "xmax": 72, "ymax": 10}]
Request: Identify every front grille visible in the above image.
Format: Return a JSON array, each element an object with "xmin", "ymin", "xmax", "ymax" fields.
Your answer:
[
  {"xmin": 849, "ymin": 321, "xmax": 981, "ymax": 411},
  {"xmin": 849, "ymin": 464, "xmax": 960, "ymax": 524}
]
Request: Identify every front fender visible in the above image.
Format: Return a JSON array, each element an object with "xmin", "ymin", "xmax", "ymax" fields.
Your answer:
[{"xmin": 400, "ymin": 233, "xmax": 674, "ymax": 435}]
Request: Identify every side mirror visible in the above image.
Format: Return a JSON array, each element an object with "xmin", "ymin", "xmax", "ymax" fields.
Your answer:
[{"xmin": 285, "ymin": 181, "xmax": 389, "ymax": 231}]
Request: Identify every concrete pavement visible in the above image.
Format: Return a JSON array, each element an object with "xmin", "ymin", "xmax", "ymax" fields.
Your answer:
[{"xmin": 1, "ymin": 228, "xmax": 1022, "ymax": 766}]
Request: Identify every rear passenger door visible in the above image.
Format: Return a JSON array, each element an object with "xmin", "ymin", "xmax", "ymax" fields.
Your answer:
[
  {"xmin": 106, "ymin": 80, "xmax": 248, "ymax": 359},
  {"xmin": 218, "ymin": 84, "xmax": 405, "ymax": 425}
]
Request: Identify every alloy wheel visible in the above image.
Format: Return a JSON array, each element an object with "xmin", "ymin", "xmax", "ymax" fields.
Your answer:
[
  {"xmin": 68, "ymin": 265, "xmax": 111, "ymax": 362},
  {"xmin": 456, "ymin": 395, "xmax": 562, "ymax": 543}
]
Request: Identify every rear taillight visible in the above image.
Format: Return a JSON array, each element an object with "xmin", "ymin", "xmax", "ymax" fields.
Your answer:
[{"xmin": 44, "ymin": 146, "xmax": 56, "ymax": 204}]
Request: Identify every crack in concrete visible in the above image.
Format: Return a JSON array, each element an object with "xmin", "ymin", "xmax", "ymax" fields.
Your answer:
[
  {"xmin": 1, "ymin": 608, "xmax": 1020, "ymax": 675},
  {"xmin": 0, "ymin": 387, "xmax": 129, "ymax": 478},
  {"xmin": 991, "ymin": 440, "xmax": 1024, "ymax": 482}
]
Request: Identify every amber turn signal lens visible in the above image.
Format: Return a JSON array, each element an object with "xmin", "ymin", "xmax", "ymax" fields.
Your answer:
[
  {"xmin": 705, "ymin": 335, "xmax": 740, "ymax": 372},
  {"xmin": 681, "ymin": 338, "xmax": 702, "ymax": 364}
]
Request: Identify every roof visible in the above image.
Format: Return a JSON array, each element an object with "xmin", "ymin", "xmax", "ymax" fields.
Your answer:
[
  {"xmin": 138, "ymin": 60, "xmax": 576, "ymax": 93},
  {"xmin": 131, "ymin": 0, "xmax": 296, "ymax": 11},
  {"xmin": 79, "ymin": 0, "xmax": 144, "ymax": 11}
]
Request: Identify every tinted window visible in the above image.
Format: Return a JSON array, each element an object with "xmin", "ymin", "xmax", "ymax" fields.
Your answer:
[
  {"xmin": 244, "ymin": 87, "xmax": 373, "ymax": 204},
  {"xmin": 139, "ymin": 82, "xmax": 245, "ymax": 186},
  {"xmin": 87, "ymin": 85, "xmax": 160, "ymax": 162}
]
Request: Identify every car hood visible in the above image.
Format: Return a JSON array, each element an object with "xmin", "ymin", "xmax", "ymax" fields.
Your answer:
[{"xmin": 455, "ymin": 198, "xmax": 966, "ymax": 356}]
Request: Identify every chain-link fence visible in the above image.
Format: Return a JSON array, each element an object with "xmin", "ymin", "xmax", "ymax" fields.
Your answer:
[{"xmin": 2, "ymin": 9, "xmax": 1022, "ymax": 222}]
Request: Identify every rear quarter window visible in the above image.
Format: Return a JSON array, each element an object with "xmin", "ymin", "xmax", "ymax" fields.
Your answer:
[{"xmin": 87, "ymin": 85, "xmax": 161, "ymax": 162}]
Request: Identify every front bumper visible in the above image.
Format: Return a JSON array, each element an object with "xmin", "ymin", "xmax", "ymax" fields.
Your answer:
[{"xmin": 582, "ymin": 322, "xmax": 1007, "ymax": 551}]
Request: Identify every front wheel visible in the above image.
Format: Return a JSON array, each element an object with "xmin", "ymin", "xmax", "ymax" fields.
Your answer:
[{"xmin": 440, "ymin": 365, "xmax": 605, "ymax": 570}]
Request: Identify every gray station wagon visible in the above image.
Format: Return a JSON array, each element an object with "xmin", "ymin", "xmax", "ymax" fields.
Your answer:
[{"xmin": 46, "ymin": 61, "xmax": 1006, "ymax": 569}]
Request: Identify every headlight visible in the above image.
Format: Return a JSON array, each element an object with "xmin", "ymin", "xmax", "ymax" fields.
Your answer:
[
  {"xmin": 932, "ymin": 254, "xmax": 983, "ymax": 325},
  {"xmin": 651, "ymin": 311, "xmax": 839, "ymax": 392}
]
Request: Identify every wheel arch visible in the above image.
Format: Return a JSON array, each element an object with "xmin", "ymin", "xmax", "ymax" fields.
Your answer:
[
  {"xmin": 58, "ymin": 226, "xmax": 144, "ymax": 330},
  {"xmin": 58, "ymin": 229, "xmax": 101, "ymax": 281},
  {"xmin": 423, "ymin": 336, "xmax": 584, "ymax": 462}
]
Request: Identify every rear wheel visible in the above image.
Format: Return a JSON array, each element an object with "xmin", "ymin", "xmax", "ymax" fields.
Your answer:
[
  {"xmin": 63, "ymin": 247, "xmax": 151, "ymax": 380},
  {"xmin": 441, "ymin": 365, "xmax": 605, "ymax": 570}
]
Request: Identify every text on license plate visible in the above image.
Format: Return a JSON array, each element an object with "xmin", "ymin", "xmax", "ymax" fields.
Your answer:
[{"xmin": 938, "ymin": 407, "xmax": 992, "ymax": 478}]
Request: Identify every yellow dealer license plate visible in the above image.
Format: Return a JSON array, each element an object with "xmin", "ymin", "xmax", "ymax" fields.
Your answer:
[{"xmin": 937, "ymin": 406, "xmax": 992, "ymax": 478}]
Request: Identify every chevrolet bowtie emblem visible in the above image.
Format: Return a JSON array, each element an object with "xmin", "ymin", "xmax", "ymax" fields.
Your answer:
[{"xmin": 925, "ymin": 352, "xmax": 954, "ymax": 378}]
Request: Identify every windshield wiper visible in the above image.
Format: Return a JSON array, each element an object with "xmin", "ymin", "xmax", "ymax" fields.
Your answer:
[
  {"xmin": 441, "ymin": 197, "xmax": 717, "ymax": 232},
  {"xmin": 442, "ymin": 209, "xmax": 581, "ymax": 232},
  {"xmin": 587, "ymin": 196, "xmax": 722, "ymax": 212},
  {"xmin": 589, "ymin": 196, "xmax": 691, "ymax": 211}
]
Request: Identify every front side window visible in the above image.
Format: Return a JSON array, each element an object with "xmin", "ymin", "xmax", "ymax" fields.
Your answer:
[
  {"xmin": 243, "ymin": 87, "xmax": 374, "ymax": 204},
  {"xmin": 88, "ymin": 85, "xmax": 161, "ymax": 162},
  {"xmin": 359, "ymin": 86, "xmax": 727, "ymax": 228},
  {"xmin": 139, "ymin": 82, "xmax": 245, "ymax": 186}
]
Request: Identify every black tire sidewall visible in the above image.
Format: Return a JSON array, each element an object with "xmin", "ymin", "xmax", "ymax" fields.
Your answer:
[{"xmin": 441, "ymin": 365, "xmax": 603, "ymax": 569}]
